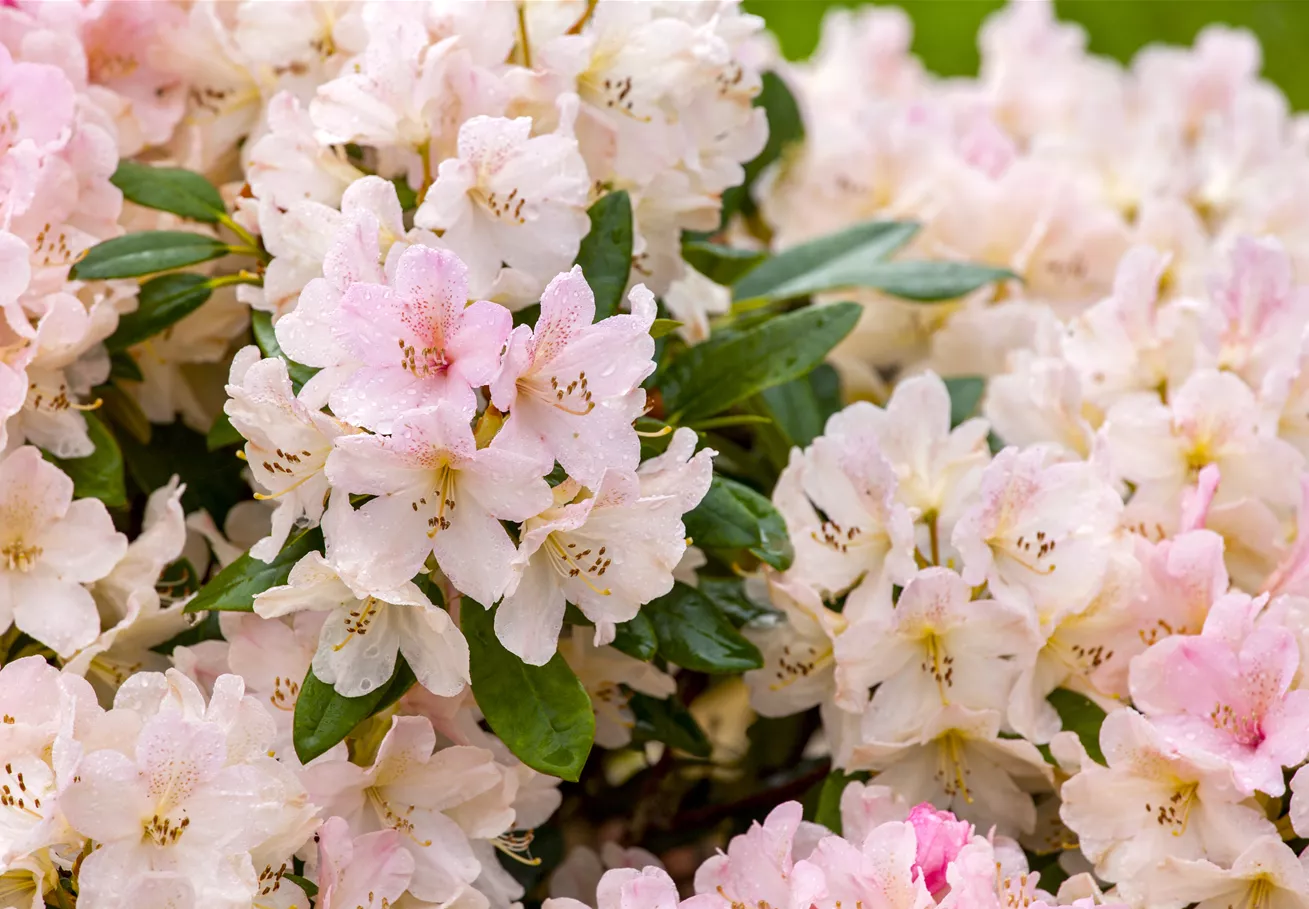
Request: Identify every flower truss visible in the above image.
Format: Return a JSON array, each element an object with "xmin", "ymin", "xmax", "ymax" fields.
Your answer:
[{"xmin": 4, "ymin": 0, "xmax": 1309, "ymax": 908}]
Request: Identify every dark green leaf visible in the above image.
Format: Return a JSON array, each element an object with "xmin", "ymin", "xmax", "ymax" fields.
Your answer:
[
  {"xmin": 512, "ymin": 303, "xmax": 540, "ymax": 328},
  {"xmin": 1047, "ymin": 688, "xmax": 1107, "ymax": 765},
  {"xmin": 644, "ymin": 582, "xmax": 763, "ymax": 673},
  {"xmin": 283, "ymin": 874, "xmax": 318, "ymax": 899},
  {"xmin": 810, "ymin": 770, "xmax": 868, "ymax": 833},
  {"xmin": 158, "ymin": 558, "xmax": 202, "ymax": 600},
  {"xmin": 108, "ymin": 350, "xmax": 143, "ymax": 382},
  {"xmin": 390, "ymin": 176, "xmax": 418, "ymax": 212},
  {"xmin": 610, "ymin": 611, "xmax": 657, "ymax": 661},
  {"xmin": 684, "ymin": 476, "xmax": 794, "ymax": 571},
  {"xmin": 293, "ymin": 657, "xmax": 417, "ymax": 764},
  {"xmin": 463, "ymin": 600, "xmax": 595, "ymax": 781},
  {"xmin": 183, "ymin": 526, "xmax": 324, "ymax": 613},
  {"xmin": 574, "ymin": 191, "xmax": 633, "ymax": 321},
  {"xmin": 661, "ymin": 302, "xmax": 860, "ymax": 423},
  {"xmin": 944, "ymin": 376, "xmax": 985, "ymax": 428},
  {"xmin": 759, "ymin": 363, "xmax": 842, "ymax": 449},
  {"xmin": 733, "ymin": 221, "xmax": 918, "ymax": 303},
  {"xmin": 698, "ymin": 576, "xmax": 776, "ymax": 627},
  {"xmin": 45, "ymin": 413, "xmax": 126, "ymax": 508},
  {"xmin": 119, "ymin": 422, "xmax": 247, "ymax": 523},
  {"xmin": 107, "ymin": 273, "xmax": 213, "ymax": 352},
  {"xmin": 251, "ymin": 311, "xmax": 319, "ymax": 391},
  {"xmin": 682, "ymin": 241, "xmax": 767, "ymax": 286},
  {"xmin": 629, "ymin": 692, "xmax": 712, "ymax": 757},
  {"xmin": 206, "ymin": 411, "xmax": 243, "ymax": 451},
  {"xmin": 70, "ymin": 231, "xmax": 231, "ymax": 280},
  {"xmin": 111, "ymin": 161, "xmax": 227, "ymax": 223},
  {"xmin": 718, "ymin": 71, "xmax": 805, "ymax": 226},
  {"xmin": 650, "ymin": 318, "xmax": 683, "ymax": 339}
]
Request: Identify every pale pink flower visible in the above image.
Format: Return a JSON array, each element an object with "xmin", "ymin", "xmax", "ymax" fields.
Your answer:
[
  {"xmin": 1141, "ymin": 836, "xmax": 1309, "ymax": 909},
  {"xmin": 314, "ymin": 816, "xmax": 415, "ymax": 909},
  {"xmin": 490, "ymin": 268, "xmax": 657, "ymax": 488},
  {"xmin": 686, "ymin": 802, "xmax": 827, "ymax": 909},
  {"xmin": 497, "ymin": 428, "xmax": 711, "ymax": 665},
  {"xmin": 324, "ymin": 400, "xmax": 552, "ymax": 604},
  {"xmin": 742, "ymin": 575, "xmax": 846, "ymax": 718},
  {"xmin": 0, "ymin": 446, "xmax": 126, "ymax": 657},
  {"xmin": 808, "ymin": 821, "xmax": 933, "ymax": 909},
  {"xmin": 328, "ymin": 245, "xmax": 512, "ymax": 433},
  {"xmin": 549, "ymin": 844, "xmax": 665, "ymax": 904}
]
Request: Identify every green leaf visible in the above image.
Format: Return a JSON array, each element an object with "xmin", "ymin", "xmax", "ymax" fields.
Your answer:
[
  {"xmin": 118, "ymin": 421, "xmax": 247, "ymax": 523},
  {"xmin": 747, "ymin": 251, "xmax": 1012, "ymax": 304},
  {"xmin": 1047, "ymin": 688, "xmax": 1107, "ymax": 765},
  {"xmin": 150, "ymin": 609, "xmax": 220, "ymax": 654},
  {"xmin": 650, "ymin": 318, "xmax": 683, "ymax": 339},
  {"xmin": 206, "ymin": 412, "xmax": 244, "ymax": 451},
  {"xmin": 684, "ymin": 475, "xmax": 793, "ymax": 571},
  {"xmin": 644, "ymin": 582, "xmax": 763, "ymax": 673},
  {"xmin": 110, "ymin": 161, "xmax": 227, "ymax": 223},
  {"xmin": 183, "ymin": 526, "xmax": 323, "ymax": 613},
  {"xmin": 682, "ymin": 241, "xmax": 767, "ymax": 286},
  {"xmin": 463, "ymin": 600, "xmax": 595, "ymax": 781},
  {"xmin": 661, "ymin": 302, "xmax": 860, "ymax": 423},
  {"xmin": 944, "ymin": 376, "xmax": 985, "ymax": 428},
  {"xmin": 512, "ymin": 303, "xmax": 540, "ymax": 328},
  {"xmin": 108, "ymin": 350, "xmax": 143, "ymax": 382},
  {"xmin": 390, "ymin": 176, "xmax": 418, "ymax": 212},
  {"xmin": 698, "ymin": 576, "xmax": 776, "ymax": 627},
  {"xmin": 718, "ymin": 70, "xmax": 805, "ymax": 226},
  {"xmin": 733, "ymin": 221, "xmax": 918, "ymax": 303},
  {"xmin": 70, "ymin": 231, "xmax": 231, "ymax": 281},
  {"xmin": 283, "ymin": 874, "xmax": 318, "ymax": 899},
  {"xmin": 45, "ymin": 413, "xmax": 126, "ymax": 508},
  {"xmin": 629, "ymin": 693, "xmax": 712, "ymax": 757},
  {"xmin": 293, "ymin": 658, "xmax": 417, "ymax": 764},
  {"xmin": 574, "ymin": 190, "xmax": 633, "ymax": 321},
  {"xmin": 107, "ymin": 273, "xmax": 213, "ymax": 352},
  {"xmin": 251, "ymin": 311, "xmax": 319, "ymax": 391},
  {"xmin": 809, "ymin": 769, "xmax": 868, "ymax": 833},
  {"xmin": 759, "ymin": 363, "xmax": 842, "ymax": 449},
  {"xmin": 610, "ymin": 611, "xmax": 658, "ymax": 661}
]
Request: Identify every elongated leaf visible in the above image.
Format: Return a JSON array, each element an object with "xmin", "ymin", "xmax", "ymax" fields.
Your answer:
[
  {"xmin": 733, "ymin": 221, "xmax": 918, "ymax": 303},
  {"xmin": 661, "ymin": 302, "xmax": 860, "ymax": 423},
  {"xmin": 944, "ymin": 376, "xmax": 985, "ymax": 428},
  {"xmin": 698, "ymin": 576, "xmax": 777, "ymax": 628},
  {"xmin": 463, "ymin": 601, "xmax": 595, "ymax": 781},
  {"xmin": 809, "ymin": 770, "xmax": 868, "ymax": 833},
  {"xmin": 760, "ymin": 363, "xmax": 842, "ymax": 449},
  {"xmin": 611, "ymin": 611, "xmax": 657, "ymax": 661},
  {"xmin": 45, "ymin": 413, "xmax": 125, "ymax": 508},
  {"xmin": 761, "ymin": 258, "xmax": 1014, "ymax": 304},
  {"xmin": 111, "ymin": 161, "xmax": 227, "ymax": 223},
  {"xmin": 107, "ymin": 273, "xmax": 213, "ymax": 352},
  {"xmin": 183, "ymin": 526, "xmax": 323, "ymax": 613},
  {"xmin": 252, "ymin": 311, "xmax": 319, "ymax": 390},
  {"xmin": 108, "ymin": 350, "xmax": 143, "ymax": 382},
  {"xmin": 644, "ymin": 583, "xmax": 763, "ymax": 673},
  {"xmin": 649, "ymin": 318, "xmax": 683, "ymax": 339},
  {"xmin": 1048, "ymin": 688, "xmax": 1107, "ymax": 765},
  {"xmin": 574, "ymin": 191, "xmax": 633, "ymax": 321},
  {"xmin": 70, "ymin": 231, "xmax": 231, "ymax": 280},
  {"xmin": 293, "ymin": 658, "xmax": 417, "ymax": 764},
  {"xmin": 684, "ymin": 476, "xmax": 793, "ymax": 571},
  {"xmin": 682, "ymin": 241, "xmax": 766, "ymax": 286},
  {"xmin": 629, "ymin": 693, "xmax": 712, "ymax": 757}
]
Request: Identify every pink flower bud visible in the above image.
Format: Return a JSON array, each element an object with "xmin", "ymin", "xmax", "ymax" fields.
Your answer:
[{"xmin": 907, "ymin": 803, "xmax": 973, "ymax": 895}]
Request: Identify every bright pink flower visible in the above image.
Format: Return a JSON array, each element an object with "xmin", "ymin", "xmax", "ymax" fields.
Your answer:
[{"xmin": 906, "ymin": 803, "xmax": 973, "ymax": 896}]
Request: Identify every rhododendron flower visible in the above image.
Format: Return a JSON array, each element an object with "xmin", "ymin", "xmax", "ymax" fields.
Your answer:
[
  {"xmin": 1142, "ymin": 836, "xmax": 1309, "ymax": 909},
  {"xmin": 0, "ymin": 446, "xmax": 126, "ymax": 657},
  {"xmin": 687, "ymin": 802, "xmax": 827, "ymax": 909},
  {"xmin": 329, "ymin": 245, "xmax": 512, "ymax": 433},
  {"xmin": 497, "ymin": 428, "xmax": 712, "ymax": 665},
  {"xmin": 314, "ymin": 816, "xmax": 415, "ymax": 909},
  {"xmin": 906, "ymin": 803, "xmax": 973, "ymax": 896},
  {"xmin": 490, "ymin": 268, "xmax": 657, "ymax": 488},
  {"xmin": 325, "ymin": 400, "xmax": 552, "ymax": 604},
  {"xmin": 547, "ymin": 866, "xmax": 682, "ymax": 909},
  {"xmin": 560, "ymin": 632, "xmax": 676, "ymax": 749},
  {"xmin": 808, "ymin": 820, "xmax": 934, "ymax": 909},
  {"xmin": 255, "ymin": 544, "xmax": 469, "ymax": 699},
  {"xmin": 742, "ymin": 575, "xmax": 845, "ymax": 717}
]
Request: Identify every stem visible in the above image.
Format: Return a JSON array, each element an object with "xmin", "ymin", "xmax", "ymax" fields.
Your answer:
[
  {"xmin": 515, "ymin": 2, "xmax": 532, "ymax": 68},
  {"xmin": 417, "ymin": 140, "xmax": 434, "ymax": 201},
  {"xmin": 565, "ymin": 0, "xmax": 598, "ymax": 35},
  {"xmin": 928, "ymin": 513, "xmax": 940, "ymax": 566},
  {"xmin": 206, "ymin": 271, "xmax": 263, "ymax": 290},
  {"xmin": 218, "ymin": 212, "xmax": 258, "ymax": 249},
  {"xmin": 688, "ymin": 414, "xmax": 774, "ymax": 432}
]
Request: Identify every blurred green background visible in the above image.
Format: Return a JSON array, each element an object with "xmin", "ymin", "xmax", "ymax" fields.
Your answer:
[{"xmin": 744, "ymin": 1, "xmax": 1309, "ymax": 109}]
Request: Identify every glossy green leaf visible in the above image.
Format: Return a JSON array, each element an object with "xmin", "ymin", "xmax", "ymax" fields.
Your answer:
[
  {"xmin": 108, "ymin": 350, "xmax": 143, "ymax": 382},
  {"xmin": 574, "ymin": 191, "xmax": 633, "ymax": 321},
  {"xmin": 119, "ymin": 421, "xmax": 247, "ymax": 523},
  {"xmin": 944, "ymin": 376, "xmax": 985, "ymax": 428},
  {"xmin": 759, "ymin": 363, "xmax": 842, "ymax": 449},
  {"xmin": 45, "ymin": 413, "xmax": 126, "ymax": 508},
  {"xmin": 463, "ymin": 601, "xmax": 595, "ymax": 781},
  {"xmin": 70, "ymin": 231, "xmax": 231, "ymax": 280},
  {"xmin": 1047, "ymin": 688, "xmax": 1107, "ymax": 765},
  {"xmin": 293, "ymin": 658, "xmax": 417, "ymax": 764},
  {"xmin": 110, "ymin": 161, "xmax": 227, "ymax": 223},
  {"xmin": 660, "ymin": 302, "xmax": 860, "ymax": 423},
  {"xmin": 650, "ymin": 318, "xmax": 683, "ymax": 339},
  {"xmin": 698, "ymin": 576, "xmax": 777, "ymax": 627},
  {"xmin": 733, "ymin": 220, "xmax": 918, "ymax": 303},
  {"xmin": 251, "ymin": 310, "xmax": 319, "ymax": 391},
  {"xmin": 745, "ymin": 247, "xmax": 1012, "ymax": 304},
  {"xmin": 644, "ymin": 582, "xmax": 763, "ymax": 673},
  {"xmin": 629, "ymin": 693, "xmax": 712, "ymax": 757},
  {"xmin": 684, "ymin": 476, "xmax": 794, "ymax": 571},
  {"xmin": 611, "ymin": 611, "xmax": 658, "ymax": 661},
  {"xmin": 107, "ymin": 273, "xmax": 213, "ymax": 352},
  {"xmin": 682, "ymin": 241, "xmax": 767, "ymax": 286},
  {"xmin": 183, "ymin": 526, "xmax": 323, "ymax": 613},
  {"xmin": 810, "ymin": 769, "xmax": 868, "ymax": 833}
]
